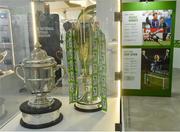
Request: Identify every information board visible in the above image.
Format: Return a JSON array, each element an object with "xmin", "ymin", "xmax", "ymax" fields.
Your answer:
[{"xmin": 122, "ymin": 1, "xmax": 176, "ymax": 97}]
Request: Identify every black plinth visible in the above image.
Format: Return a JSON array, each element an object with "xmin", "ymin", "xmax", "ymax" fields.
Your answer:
[{"xmin": 19, "ymin": 98, "xmax": 63, "ymax": 129}]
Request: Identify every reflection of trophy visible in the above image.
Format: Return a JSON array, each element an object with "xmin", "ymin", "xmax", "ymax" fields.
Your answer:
[
  {"xmin": 15, "ymin": 42, "xmax": 65, "ymax": 129},
  {"xmin": 0, "ymin": 97, "xmax": 7, "ymax": 119},
  {"xmin": 0, "ymin": 51, "xmax": 8, "ymax": 75},
  {"xmin": 55, "ymin": 49, "xmax": 63, "ymax": 61}
]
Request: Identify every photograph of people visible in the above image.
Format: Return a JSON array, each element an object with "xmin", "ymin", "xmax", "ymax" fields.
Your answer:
[
  {"xmin": 152, "ymin": 12, "xmax": 159, "ymax": 28},
  {"xmin": 142, "ymin": 10, "xmax": 172, "ymax": 45},
  {"xmin": 141, "ymin": 48, "xmax": 170, "ymax": 90}
]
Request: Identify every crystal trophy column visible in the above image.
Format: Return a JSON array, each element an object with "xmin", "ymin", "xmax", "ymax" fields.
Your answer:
[{"xmin": 65, "ymin": 5, "xmax": 107, "ymax": 112}]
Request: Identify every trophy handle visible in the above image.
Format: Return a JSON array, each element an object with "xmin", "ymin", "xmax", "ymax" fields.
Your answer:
[
  {"xmin": 15, "ymin": 64, "xmax": 25, "ymax": 81},
  {"xmin": 55, "ymin": 64, "xmax": 66, "ymax": 86}
]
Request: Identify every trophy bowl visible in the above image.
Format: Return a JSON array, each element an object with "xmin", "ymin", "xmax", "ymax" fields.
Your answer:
[{"xmin": 15, "ymin": 43, "xmax": 64, "ymax": 129}]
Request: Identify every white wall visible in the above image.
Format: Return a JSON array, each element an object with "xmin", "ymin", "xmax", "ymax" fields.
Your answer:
[
  {"xmin": 175, "ymin": 0, "xmax": 180, "ymax": 40},
  {"xmin": 96, "ymin": 0, "xmax": 119, "ymax": 96},
  {"xmin": 174, "ymin": 0, "xmax": 180, "ymax": 68},
  {"xmin": 96, "ymin": 0, "xmax": 118, "ymax": 42}
]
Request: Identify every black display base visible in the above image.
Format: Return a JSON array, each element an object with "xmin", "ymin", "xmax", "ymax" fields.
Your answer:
[
  {"xmin": 74, "ymin": 104, "xmax": 102, "ymax": 113},
  {"xmin": 20, "ymin": 113, "xmax": 63, "ymax": 129},
  {"xmin": 115, "ymin": 123, "xmax": 122, "ymax": 131}
]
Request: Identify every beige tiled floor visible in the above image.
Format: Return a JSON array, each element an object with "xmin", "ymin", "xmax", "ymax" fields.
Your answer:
[{"xmin": 123, "ymin": 68, "xmax": 180, "ymax": 131}]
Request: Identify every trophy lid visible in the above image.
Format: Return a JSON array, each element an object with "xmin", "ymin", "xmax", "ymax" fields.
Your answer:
[{"xmin": 22, "ymin": 42, "xmax": 57, "ymax": 67}]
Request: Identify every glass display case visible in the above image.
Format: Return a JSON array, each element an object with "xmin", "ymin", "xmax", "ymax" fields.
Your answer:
[{"xmin": 0, "ymin": 0, "xmax": 120, "ymax": 131}]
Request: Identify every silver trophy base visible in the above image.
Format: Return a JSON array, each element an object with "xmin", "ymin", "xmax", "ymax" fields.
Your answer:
[
  {"xmin": 20, "ymin": 98, "xmax": 63, "ymax": 129},
  {"xmin": 20, "ymin": 112, "xmax": 63, "ymax": 129},
  {"xmin": 74, "ymin": 97, "xmax": 102, "ymax": 112}
]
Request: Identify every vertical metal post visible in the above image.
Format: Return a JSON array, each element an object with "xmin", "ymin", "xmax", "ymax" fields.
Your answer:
[{"xmin": 115, "ymin": 0, "xmax": 122, "ymax": 131}]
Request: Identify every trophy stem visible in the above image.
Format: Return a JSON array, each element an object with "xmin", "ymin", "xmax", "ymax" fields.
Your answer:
[
  {"xmin": 28, "ymin": 93, "xmax": 54, "ymax": 108},
  {"xmin": 81, "ymin": 76, "xmax": 92, "ymax": 103}
]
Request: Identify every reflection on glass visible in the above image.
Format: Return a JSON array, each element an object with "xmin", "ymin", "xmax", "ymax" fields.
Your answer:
[
  {"xmin": 0, "ymin": 8, "xmax": 14, "ymax": 75},
  {"xmin": 0, "ymin": 1, "xmax": 31, "ymax": 128},
  {"xmin": 0, "ymin": 97, "xmax": 6, "ymax": 120}
]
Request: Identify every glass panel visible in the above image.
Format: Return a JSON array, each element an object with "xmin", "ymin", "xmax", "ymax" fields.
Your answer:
[
  {"xmin": 0, "ymin": 0, "xmax": 32, "ymax": 128},
  {"xmin": 0, "ymin": 0, "xmax": 120, "ymax": 129}
]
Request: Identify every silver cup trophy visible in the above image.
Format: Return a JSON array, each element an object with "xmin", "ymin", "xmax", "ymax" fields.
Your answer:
[{"xmin": 15, "ymin": 42, "xmax": 64, "ymax": 129}]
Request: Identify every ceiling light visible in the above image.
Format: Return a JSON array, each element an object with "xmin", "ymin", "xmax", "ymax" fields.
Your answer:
[
  {"xmin": 69, "ymin": 0, "xmax": 87, "ymax": 7},
  {"xmin": 89, "ymin": 0, "xmax": 96, "ymax": 4}
]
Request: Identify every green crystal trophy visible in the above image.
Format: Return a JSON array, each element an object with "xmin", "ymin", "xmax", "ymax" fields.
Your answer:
[{"xmin": 65, "ymin": 5, "xmax": 107, "ymax": 112}]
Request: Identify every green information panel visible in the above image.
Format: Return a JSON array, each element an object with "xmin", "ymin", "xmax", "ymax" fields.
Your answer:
[{"xmin": 122, "ymin": 1, "xmax": 176, "ymax": 97}]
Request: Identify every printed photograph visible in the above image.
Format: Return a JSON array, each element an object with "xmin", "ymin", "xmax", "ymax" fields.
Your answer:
[
  {"xmin": 142, "ymin": 10, "xmax": 172, "ymax": 46},
  {"xmin": 141, "ymin": 48, "xmax": 170, "ymax": 90}
]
